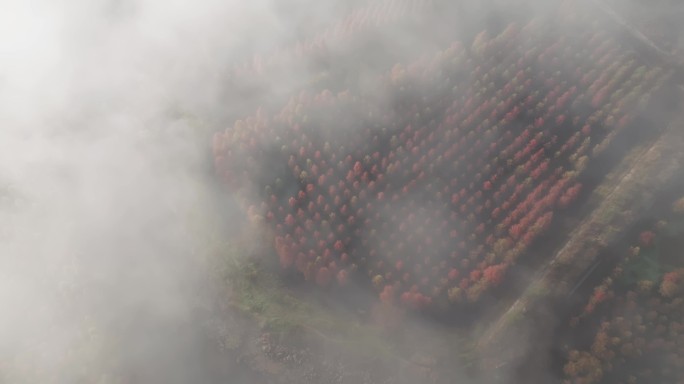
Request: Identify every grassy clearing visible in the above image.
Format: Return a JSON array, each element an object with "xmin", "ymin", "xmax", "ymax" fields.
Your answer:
[
  {"xmin": 214, "ymin": 234, "xmax": 479, "ymax": 374},
  {"xmin": 219, "ymin": 243, "xmax": 402, "ymax": 361}
]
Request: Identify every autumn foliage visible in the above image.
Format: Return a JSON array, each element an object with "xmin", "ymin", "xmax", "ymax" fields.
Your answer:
[
  {"xmin": 213, "ymin": 10, "xmax": 667, "ymax": 310},
  {"xmin": 566, "ymin": 223, "xmax": 684, "ymax": 383}
]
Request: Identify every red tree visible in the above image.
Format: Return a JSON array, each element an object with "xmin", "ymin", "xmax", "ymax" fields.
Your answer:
[{"xmin": 483, "ymin": 264, "xmax": 507, "ymax": 286}]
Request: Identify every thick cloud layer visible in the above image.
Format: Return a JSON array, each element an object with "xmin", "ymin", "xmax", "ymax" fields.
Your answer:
[{"xmin": 0, "ymin": 0, "xmax": 284, "ymax": 382}]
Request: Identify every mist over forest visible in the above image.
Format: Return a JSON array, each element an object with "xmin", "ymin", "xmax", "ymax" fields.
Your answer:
[{"xmin": 1, "ymin": 0, "xmax": 684, "ymax": 383}]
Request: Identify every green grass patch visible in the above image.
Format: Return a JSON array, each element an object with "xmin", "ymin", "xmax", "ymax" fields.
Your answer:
[{"xmin": 221, "ymin": 253, "xmax": 408, "ymax": 361}]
